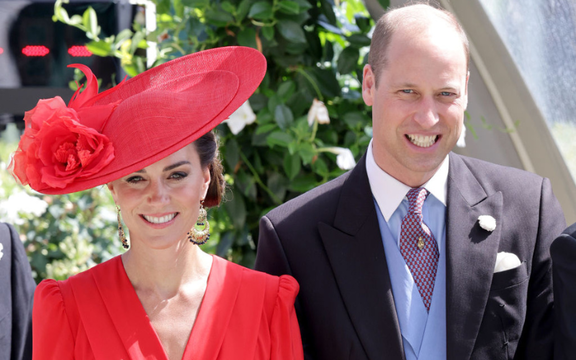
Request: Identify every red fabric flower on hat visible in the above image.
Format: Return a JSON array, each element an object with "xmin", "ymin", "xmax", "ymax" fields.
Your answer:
[{"xmin": 9, "ymin": 65, "xmax": 118, "ymax": 190}]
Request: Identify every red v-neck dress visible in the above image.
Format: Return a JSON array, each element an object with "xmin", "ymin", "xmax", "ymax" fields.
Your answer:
[{"xmin": 32, "ymin": 256, "xmax": 303, "ymax": 360}]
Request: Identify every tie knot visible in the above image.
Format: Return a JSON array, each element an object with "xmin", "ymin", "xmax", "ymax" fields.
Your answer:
[{"xmin": 406, "ymin": 187, "xmax": 428, "ymax": 213}]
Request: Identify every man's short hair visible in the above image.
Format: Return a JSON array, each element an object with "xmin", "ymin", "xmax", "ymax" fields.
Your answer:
[{"xmin": 367, "ymin": 1, "xmax": 470, "ymax": 86}]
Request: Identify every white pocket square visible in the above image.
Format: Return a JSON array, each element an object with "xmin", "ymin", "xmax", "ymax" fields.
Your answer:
[{"xmin": 494, "ymin": 252, "xmax": 522, "ymax": 273}]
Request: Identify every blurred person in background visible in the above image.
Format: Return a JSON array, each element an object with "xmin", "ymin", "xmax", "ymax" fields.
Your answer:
[{"xmin": 0, "ymin": 222, "xmax": 35, "ymax": 360}]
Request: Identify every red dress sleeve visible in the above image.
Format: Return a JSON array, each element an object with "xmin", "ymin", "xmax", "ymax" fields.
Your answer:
[
  {"xmin": 33, "ymin": 279, "xmax": 75, "ymax": 360},
  {"xmin": 270, "ymin": 275, "xmax": 304, "ymax": 360}
]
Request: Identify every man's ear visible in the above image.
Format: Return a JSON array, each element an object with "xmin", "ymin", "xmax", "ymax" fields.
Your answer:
[
  {"xmin": 463, "ymin": 70, "xmax": 470, "ymax": 110},
  {"xmin": 362, "ymin": 64, "xmax": 376, "ymax": 106}
]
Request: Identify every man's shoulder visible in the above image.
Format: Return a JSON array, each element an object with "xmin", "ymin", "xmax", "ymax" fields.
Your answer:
[
  {"xmin": 452, "ymin": 153, "xmax": 545, "ymax": 189},
  {"xmin": 266, "ymin": 170, "xmax": 352, "ymax": 224}
]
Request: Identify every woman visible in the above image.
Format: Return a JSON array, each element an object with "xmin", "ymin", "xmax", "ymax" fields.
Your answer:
[{"xmin": 10, "ymin": 47, "xmax": 303, "ymax": 360}]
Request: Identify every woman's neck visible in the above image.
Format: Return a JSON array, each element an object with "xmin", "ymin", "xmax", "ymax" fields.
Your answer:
[{"xmin": 121, "ymin": 240, "xmax": 213, "ymax": 300}]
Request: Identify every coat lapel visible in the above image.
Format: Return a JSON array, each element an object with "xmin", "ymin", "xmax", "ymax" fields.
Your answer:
[
  {"xmin": 445, "ymin": 154, "xmax": 503, "ymax": 360},
  {"xmin": 319, "ymin": 155, "xmax": 405, "ymax": 360}
]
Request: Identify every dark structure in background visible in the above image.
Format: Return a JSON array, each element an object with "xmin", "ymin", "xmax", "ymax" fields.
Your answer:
[{"xmin": 0, "ymin": 0, "xmax": 136, "ymax": 131}]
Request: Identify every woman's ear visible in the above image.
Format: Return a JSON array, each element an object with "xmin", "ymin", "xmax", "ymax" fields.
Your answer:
[
  {"xmin": 201, "ymin": 167, "xmax": 211, "ymax": 200},
  {"xmin": 107, "ymin": 182, "xmax": 119, "ymax": 203}
]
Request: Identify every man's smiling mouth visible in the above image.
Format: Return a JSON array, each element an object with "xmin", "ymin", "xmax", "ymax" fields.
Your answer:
[{"xmin": 406, "ymin": 134, "xmax": 438, "ymax": 148}]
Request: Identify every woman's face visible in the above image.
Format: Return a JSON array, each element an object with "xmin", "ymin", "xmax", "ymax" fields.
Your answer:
[{"xmin": 108, "ymin": 144, "xmax": 210, "ymax": 249}]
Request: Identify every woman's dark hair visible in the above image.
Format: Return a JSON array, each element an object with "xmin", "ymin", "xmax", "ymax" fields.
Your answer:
[{"xmin": 193, "ymin": 131, "xmax": 225, "ymax": 208}]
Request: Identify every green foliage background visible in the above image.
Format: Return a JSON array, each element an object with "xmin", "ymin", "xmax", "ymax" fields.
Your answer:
[{"xmin": 0, "ymin": 0, "xmax": 391, "ymax": 282}]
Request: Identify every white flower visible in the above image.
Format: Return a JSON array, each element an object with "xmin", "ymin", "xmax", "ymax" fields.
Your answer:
[
  {"xmin": 478, "ymin": 215, "xmax": 496, "ymax": 232},
  {"xmin": 0, "ymin": 191, "xmax": 49, "ymax": 225},
  {"xmin": 307, "ymin": 99, "xmax": 330, "ymax": 126},
  {"xmin": 456, "ymin": 125, "xmax": 466, "ymax": 148},
  {"xmin": 0, "ymin": 243, "xmax": 3, "ymax": 261},
  {"xmin": 320, "ymin": 147, "xmax": 356, "ymax": 170},
  {"xmin": 224, "ymin": 101, "xmax": 256, "ymax": 135}
]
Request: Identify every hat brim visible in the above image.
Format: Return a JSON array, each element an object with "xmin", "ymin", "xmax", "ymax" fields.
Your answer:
[{"xmin": 35, "ymin": 46, "xmax": 266, "ymax": 194}]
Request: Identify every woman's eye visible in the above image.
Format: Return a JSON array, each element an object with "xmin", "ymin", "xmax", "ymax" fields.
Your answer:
[
  {"xmin": 126, "ymin": 176, "xmax": 144, "ymax": 184},
  {"xmin": 170, "ymin": 172, "xmax": 188, "ymax": 180}
]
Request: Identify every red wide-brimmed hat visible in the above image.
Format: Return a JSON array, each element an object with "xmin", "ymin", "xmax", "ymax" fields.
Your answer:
[{"xmin": 10, "ymin": 46, "xmax": 266, "ymax": 195}]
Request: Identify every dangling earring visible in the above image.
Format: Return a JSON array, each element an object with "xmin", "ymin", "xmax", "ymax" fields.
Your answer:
[
  {"xmin": 117, "ymin": 206, "xmax": 129, "ymax": 249},
  {"xmin": 188, "ymin": 200, "xmax": 210, "ymax": 245}
]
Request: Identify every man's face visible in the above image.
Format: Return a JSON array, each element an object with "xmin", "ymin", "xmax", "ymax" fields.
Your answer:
[{"xmin": 362, "ymin": 25, "xmax": 469, "ymax": 187}]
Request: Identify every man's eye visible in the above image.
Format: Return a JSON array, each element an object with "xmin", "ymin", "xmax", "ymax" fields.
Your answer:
[
  {"xmin": 170, "ymin": 172, "xmax": 188, "ymax": 180},
  {"xmin": 126, "ymin": 176, "xmax": 144, "ymax": 184},
  {"xmin": 440, "ymin": 91, "xmax": 454, "ymax": 96},
  {"xmin": 401, "ymin": 89, "xmax": 414, "ymax": 94}
]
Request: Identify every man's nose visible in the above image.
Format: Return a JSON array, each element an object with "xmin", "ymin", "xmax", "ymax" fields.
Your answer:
[{"xmin": 413, "ymin": 97, "xmax": 440, "ymax": 128}]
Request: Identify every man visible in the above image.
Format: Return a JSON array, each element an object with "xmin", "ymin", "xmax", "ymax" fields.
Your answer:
[
  {"xmin": 255, "ymin": 3, "xmax": 566, "ymax": 360},
  {"xmin": 550, "ymin": 222, "xmax": 576, "ymax": 360},
  {"xmin": 0, "ymin": 222, "xmax": 35, "ymax": 360}
]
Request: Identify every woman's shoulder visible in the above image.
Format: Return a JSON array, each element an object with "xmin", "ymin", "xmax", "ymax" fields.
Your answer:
[
  {"xmin": 213, "ymin": 255, "xmax": 299, "ymax": 299},
  {"xmin": 35, "ymin": 256, "xmax": 122, "ymax": 305}
]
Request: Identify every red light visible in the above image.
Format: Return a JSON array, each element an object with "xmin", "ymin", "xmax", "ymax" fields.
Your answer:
[
  {"xmin": 68, "ymin": 45, "xmax": 92, "ymax": 57},
  {"xmin": 0, "ymin": 47, "xmax": 4, "ymax": 55},
  {"xmin": 22, "ymin": 45, "xmax": 50, "ymax": 57}
]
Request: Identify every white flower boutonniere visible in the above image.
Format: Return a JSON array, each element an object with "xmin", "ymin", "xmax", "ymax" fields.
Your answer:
[
  {"xmin": 478, "ymin": 215, "xmax": 496, "ymax": 232},
  {"xmin": 0, "ymin": 243, "xmax": 3, "ymax": 261}
]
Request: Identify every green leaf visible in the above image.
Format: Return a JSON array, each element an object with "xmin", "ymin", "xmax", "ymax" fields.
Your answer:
[
  {"xmin": 205, "ymin": 9, "xmax": 234, "ymax": 25},
  {"xmin": 291, "ymin": 0, "xmax": 313, "ymax": 11},
  {"xmin": 267, "ymin": 172, "xmax": 288, "ymax": 202},
  {"xmin": 377, "ymin": 0, "xmax": 391, "ymax": 9},
  {"xmin": 181, "ymin": 0, "xmax": 210, "ymax": 6},
  {"xmin": 343, "ymin": 112, "xmax": 365, "ymax": 129},
  {"xmin": 237, "ymin": 28, "xmax": 258, "ymax": 49},
  {"xmin": 221, "ymin": 1, "xmax": 236, "ymax": 13},
  {"xmin": 278, "ymin": 1, "xmax": 300, "ymax": 15},
  {"xmin": 320, "ymin": 0, "xmax": 337, "ymax": 24},
  {"xmin": 337, "ymin": 46, "xmax": 360, "ymax": 74},
  {"xmin": 235, "ymin": 169, "xmax": 257, "ymax": 200},
  {"xmin": 86, "ymin": 41, "xmax": 111, "ymax": 56},
  {"xmin": 298, "ymin": 143, "xmax": 316, "ymax": 165},
  {"xmin": 262, "ymin": 26, "xmax": 275, "ymax": 41},
  {"xmin": 276, "ymin": 20, "xmax": 306, "ymax": 43},
  {"xmin": 237, "ymin": 0, "xmax": 255, "ymax": 20},
  {"xmin": 277, "ymin": 81, "xmax": 296, "ymax": 102},
  {"xmin": 225, "ymin": 139, "xmax": 240, "ymax": 170},
  {"xmin": 310, "ymin": 68, "xmax": 340, "ymax": 98},
  {"xmin": 216, "ymin": 232, "xmax": 234, "ymax": 257},
  {"xmin": 288, "ymin": 174, "xmax": 317, "ymax": 192},
  {"xmin": 115, "ymin": 29, "xmax": 133, "ymax": 47},
  {"xmin": 255, "ymin": 123, "xmax": 277, "ymax": 135},
  {"xmin": 83, "ymin": 7, "xmax": 99, "ymax": 38},
  {"xmin": 224, "ymin": 190, "xmax": 247, "ymax": 229},
  {"xmin": 355, "ymin": 15, "xmax": 372, "ymax": 33},
  {"xmin": 69, "ymin": 14, "xmax": 83, "ymax": 26},
  {"xmin": 346, "ymin": 34, "xmax": 371, "ymax": 47},
  {"xmin": 274, "ymin": 104, "xmax": 294, "ymax": 130},
  {"xmin": 249, "ymin": 2, "xmax": 273, "ymax": 20},
  {"xmin": 283, "ymin": 152, "xmax": 301, "ymax": 180},
  {"xmin": 266, "ymin": 131, "xmax": 293, "ymax": 148},
  {"xmin": 130, "ymin": 31, "xmax": 145, "ymax": 54},
  {"xmin": 312, "ymin": 157, "xmax": 328, "ymax": 177}
]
